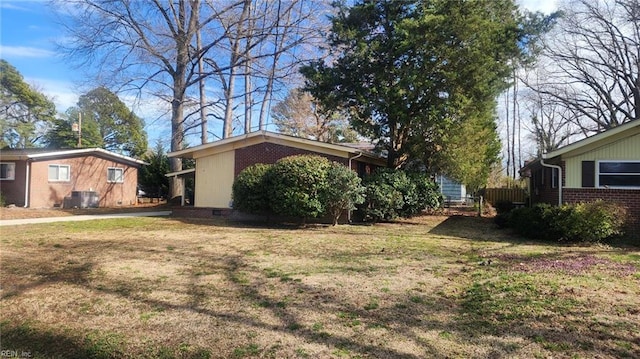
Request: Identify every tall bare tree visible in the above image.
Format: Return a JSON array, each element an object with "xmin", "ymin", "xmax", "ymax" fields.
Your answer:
[
  {"xmin": 56, "ymin": 0, "xmax": 250, "ymax": 198},
  {"xmin": 271, "ymin": 88, "xmax": 357, "ymax": 143},
  {"xmin": 531, "ymin": 0, "xmax": 640, "ymax": 133}
]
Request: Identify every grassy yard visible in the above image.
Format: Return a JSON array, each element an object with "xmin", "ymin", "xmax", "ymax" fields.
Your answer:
[{"xmin": 1, "ymin": 215, "xmax": 638, "ymax": 358}]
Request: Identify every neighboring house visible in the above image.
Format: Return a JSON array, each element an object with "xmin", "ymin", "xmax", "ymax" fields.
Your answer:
[
  {"xmin": 520, "ymin": 120, "xmax": 640, "ymax": 228},
  {"xmin": 435, "ymin": 175, "xmax": 467, "ymax": 204},
  {"xmin": 0, "ymin": 148, "xmax": 145, "ymax": 208},
  {"xmin": 167, "ymin": 131, "xmax": 386, "ymax": 217}
]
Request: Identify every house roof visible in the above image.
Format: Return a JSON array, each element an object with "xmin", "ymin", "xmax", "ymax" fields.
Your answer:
[
  {"xmin": 543, "ymin": 119, "xmax": 640, "ymax": 160},
  {"xmin": 0, "ymin": 148, "xmax": 147, "ymax": 166},
  {"xmin": 168, "ymin": 130, "xmax": 386, "ymax": 165}
]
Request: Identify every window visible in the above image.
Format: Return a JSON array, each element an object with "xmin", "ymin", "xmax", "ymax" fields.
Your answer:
[
  {"xmin": 48, "ymin": 164, "xmax": 70, "ymax": 181},
  {"xmin": 551, "ymin": 168, "xmax": 559, "ymax": 189},
  {"xmin": 598, "ymin": 161, "xmax": 640, "ymax": 188},
  {"xmin": 107, "ymin": 167, "xmax": 124, "ymax": 183},
  {"xmin": 0, "ymin": 162, "xmax": 15, "ymax": 180}
]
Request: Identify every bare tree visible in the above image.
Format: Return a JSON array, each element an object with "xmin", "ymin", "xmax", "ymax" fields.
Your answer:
[
  {"xmin": 56, "ymin": 0, "xmax": 250, "ymax": 198},
  {"xmin": 195, "ymin": 0, "xmax": 329, "ymax": 139},
  {"xmin": 531, "ymin": 0, "xmax": 640, "ymax": 133},
  {"xmin": 271, "ymin": 88, "xmax": 357, "ymax": 143}
]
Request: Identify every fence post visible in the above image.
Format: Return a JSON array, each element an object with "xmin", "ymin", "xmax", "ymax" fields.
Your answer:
[{"xmin": 478, "ymin": 196, "xmax": 483, "ymax": 217}]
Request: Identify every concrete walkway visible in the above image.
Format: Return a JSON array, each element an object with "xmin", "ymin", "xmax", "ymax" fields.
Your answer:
[{"xmin": 0, "ymin": 211, "xmax": 172, "ymax": 226}]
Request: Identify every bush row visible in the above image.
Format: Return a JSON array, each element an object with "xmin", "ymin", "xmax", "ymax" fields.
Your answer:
[
  {"xmin": 232, "ymin": 155, "xmax": 443, "ymax": 224},
  {"xmin": 497, "ymin": 200, "xmax": 627, "ymax": 242}
]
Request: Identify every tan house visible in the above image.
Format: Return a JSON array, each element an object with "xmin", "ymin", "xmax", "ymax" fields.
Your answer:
[
  {"xmin": 167, "ymin": 131, "xmax": 386, "ymax": 217},
  {"xmin": 520, "ymin": 120, "xmax": 640, "ymax": 229},
  {"xmin": 0, "ymin": 148, "xmax": 145, "ymax": 208}
]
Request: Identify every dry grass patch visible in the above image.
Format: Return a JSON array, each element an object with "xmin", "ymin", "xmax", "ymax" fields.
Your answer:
[{"xmin": 0, "ymin": 215, "xmax": 638, "ymax": 358}]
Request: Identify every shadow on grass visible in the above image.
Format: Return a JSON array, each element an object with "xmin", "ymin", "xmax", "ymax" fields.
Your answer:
[{"xmin": 2, "ymin": 216, "xmax": 639, "ymax": 358}]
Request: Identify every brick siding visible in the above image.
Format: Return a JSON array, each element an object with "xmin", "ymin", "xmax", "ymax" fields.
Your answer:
[
  {"xmin": 563, "ymin": 188, "xmax": 640, "ymax": 232},
  {"xmin": 0, "ymin": 156, "xmax": 139, "ymax": 208},
  {"xmin": 234, "ymin": 142, "xmax": 349, "ymax": 177}
]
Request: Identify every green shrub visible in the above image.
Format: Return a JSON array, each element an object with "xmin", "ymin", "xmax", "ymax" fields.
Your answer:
[
  {"xmin": 407, "ymin": 172, "xmax": 443, "ymax": 216},
  {"xmin": 322, "ymin": 162, "xmax": 366, "ymax": 225},
  {"xmin": 232, "ymin": 163, "xmax": 272, "ymax": 214},
  {"xmin": 557, "ymin": 201, "xmax": 627, "ymax": 242},
  {"xmin": 507, "ymin": 201, "xmax": 627, "ymax": 242},
  {"xmin": 266, "ymin": 155, "xmax": 331, "ymax": 220},
  {"xmin": 359, "ymin": 169, "xmax": 442, "ymax": 222}
]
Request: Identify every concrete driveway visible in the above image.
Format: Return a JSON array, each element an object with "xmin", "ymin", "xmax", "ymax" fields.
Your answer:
[{"xmin": 0, "ymin": 211, "xmax": 171, "ymax": 226}]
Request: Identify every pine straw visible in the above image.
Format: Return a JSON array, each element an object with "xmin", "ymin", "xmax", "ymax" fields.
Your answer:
[{"xmin": 1, "ymin": 215, "xmax": 638, "ymax": 358}]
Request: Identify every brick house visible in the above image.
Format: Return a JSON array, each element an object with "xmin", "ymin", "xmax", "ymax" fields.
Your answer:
[
  {"xmin": 520, "ymin": 120, "xmax": 640, "ymax": 230},
  {"xmin": 0, "ymin": 148, "xmax": 145, "ymax": 208},
  {"xmin": 167, "ymin": 131, "xmax": 386, "ymax": 217}
]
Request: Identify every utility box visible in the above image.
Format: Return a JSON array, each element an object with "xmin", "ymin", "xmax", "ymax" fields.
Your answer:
[{"xmin": 65, "ymin": 191, "xmax": 99, "ymax": 208}]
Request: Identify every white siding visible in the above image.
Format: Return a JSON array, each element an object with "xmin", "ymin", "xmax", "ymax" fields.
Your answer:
[
  {"xmin": 194, "ymin": 151, "xmax": 235, "ymax": 208},
  {"xmin": 565, "ymin": 133, "xmax": 640, "ymax": 188}
]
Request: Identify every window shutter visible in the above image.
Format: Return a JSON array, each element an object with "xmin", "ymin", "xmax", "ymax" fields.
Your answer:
[{"xmin": 582, "ymin": 161, "xmax": 595, "ymax": 187}]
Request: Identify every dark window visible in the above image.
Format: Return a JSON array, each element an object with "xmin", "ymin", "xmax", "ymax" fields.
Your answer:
[
  {"xmin": 582, "ymin": 161, "xmax": 595, "ymax": 188},
  {"xmin": 598, "ymin": 161, "xmax": 640, "ymax": 188},
  {"xmin": 551, "ymin": 168, "xmax": 559, "ymax": 188},
  {"xmin": 0, "ymin": 162, "xmax": 15, "ymax": 180}
]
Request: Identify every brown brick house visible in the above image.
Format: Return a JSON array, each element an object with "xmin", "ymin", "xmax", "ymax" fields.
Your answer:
[
  {"xmin": 0, "ymin": 148, "xmax": 145, "ymax": 208},
  {"xmin": 520, "ymin": 120, "xmax": 640, "ymax": 230},
  {"xmin": 167, "ymin": 131, "xmax": 386, "ymax": 217}
]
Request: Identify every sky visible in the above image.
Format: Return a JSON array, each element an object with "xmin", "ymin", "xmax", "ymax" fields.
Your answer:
[{"xmin": 0, "ymin": 0, "xmax": 559, "ymax": 147}]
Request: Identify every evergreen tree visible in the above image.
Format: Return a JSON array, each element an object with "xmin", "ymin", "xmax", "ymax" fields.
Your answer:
[
  {"xmin": 45, "ymin": 87, "xmax": 147, "ymax": 156},
  {"xmin": 0, "ymin": 59, "xmax": 56, "ymax": 148},
  {"xmin": 302, "ymin": 0, "xmax": 525, "ymax": 188}
]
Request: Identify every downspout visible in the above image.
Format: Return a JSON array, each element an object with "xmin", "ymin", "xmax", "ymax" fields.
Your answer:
[
  {"xmin": 24, "ymin": 159, "xmax": 31, "ymax": 207},
  {"xmin": 540, "ymin": 158, "xmax": 562, "ymax": 206},
  {"xmin": 347, "ymin": 152, "xmax": 364, "ymax": 223}
]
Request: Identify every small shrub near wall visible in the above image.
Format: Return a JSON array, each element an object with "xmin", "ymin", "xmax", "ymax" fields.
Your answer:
[{"xmin": 506, "ymin": 200, "xmax": 627, "ymax": 243}]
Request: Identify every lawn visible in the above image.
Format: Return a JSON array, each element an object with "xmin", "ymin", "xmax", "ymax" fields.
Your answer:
[{"xmin": 1, "ymin": 214, "xmax": 638, "ymax": 358}]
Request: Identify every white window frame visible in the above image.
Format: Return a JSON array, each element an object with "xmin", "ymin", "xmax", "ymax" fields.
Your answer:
[
  {"xmin": 48, "ymin": 164, "xmax": 71, "ymax": 182},
  {"xmin": 107, "ymin": 167, "xmax": 124, "ymax": 183},
  {"xmin": 0, "ymin": 162, "xmax": 15, "ymax": 180},
  {"xmin": 596, "ymin": 160, "xmax": 640, "ymax": 189},
  {"xmin": 551, "ymin": 167, "xmax": 559, "ymax": 189}
]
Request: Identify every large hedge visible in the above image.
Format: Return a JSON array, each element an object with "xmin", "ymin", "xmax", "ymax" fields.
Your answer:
[
  {"xmin": 231, "ymin": 163, "xmax": 272, "ymax": 214},
  {"xmin": 232, "ymin": 156, "xmax": 442, "ymax": 224},
  {"xmin": 359, "ymin": 169, "xmax": 443, "ymax": 222},
  {"xmin": 505, "ymin": 200, "xmax": 627, "ymax": 242},
  {"xmin": 266, "ymin": 155, "xmax": 331, "ymax": 219}
]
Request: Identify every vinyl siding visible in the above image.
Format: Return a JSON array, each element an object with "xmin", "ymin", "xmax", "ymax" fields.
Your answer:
[
  {"xmin": 194, "ymin": 150, "xmax": 235, "ymax": 208},
  {"xmin": 564, "ymin": 133, "xmax": 640, "ymax": 188}
]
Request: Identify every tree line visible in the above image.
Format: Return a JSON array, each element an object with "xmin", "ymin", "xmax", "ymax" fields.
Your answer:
[
  {"xmin": 3, "ymin": 0, "xmax": 637, "ymax": 197},
  {"xmin": 1, "ymin": 59, "xmax": 147, "ymax": 157}
]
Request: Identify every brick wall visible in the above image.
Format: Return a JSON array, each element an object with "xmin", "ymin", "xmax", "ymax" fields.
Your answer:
[
  {"xmin": 0, "ymin": 160, "xmax": 27, "ymax": 206},
  {"xmin": 234, "ymin": 142, "xmax": 349, "ymax": 176},
  {"xmin": 563, "ymin": 188, "xmax": 640, "ymax": 234},
  {"xmin": 28, "ymin": 155, "xmax": 138, "ymax": 208}
]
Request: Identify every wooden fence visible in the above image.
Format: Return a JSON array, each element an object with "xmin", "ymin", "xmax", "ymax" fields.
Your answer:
[{"xmin": 482, "ymin": 188, "xmax": 527, "ymax": 205}]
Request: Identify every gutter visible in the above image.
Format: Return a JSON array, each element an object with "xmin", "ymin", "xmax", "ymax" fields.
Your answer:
[
  {"xmin": 24, "ymin": 159, "xmax": 31, "ymax": 207},
  {"xmin": 540, "ymin": 158, "xmax": 562, "ymax": 206}
]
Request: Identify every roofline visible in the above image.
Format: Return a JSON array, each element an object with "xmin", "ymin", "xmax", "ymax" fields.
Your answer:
[
  {"xmin": 0, "ymin": 148, "xmax": 147, "ymax": 166},
  {"xmin": 165, "ymin": 168, "xmax": 196, "ymax": 177},
  {"xmin": 542, "ymin": 120, "xmax": 640, "ymax": 159},
  {"xmin": 168, "ymin": 130, "xmax": 385, "ymax": 162}
]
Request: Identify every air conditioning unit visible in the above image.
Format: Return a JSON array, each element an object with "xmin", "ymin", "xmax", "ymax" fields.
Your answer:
[{"xmin": 66, "ymin": 191, "xmax": 99, "ymax": 208}]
